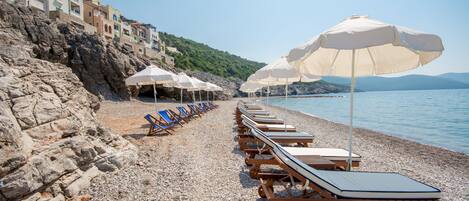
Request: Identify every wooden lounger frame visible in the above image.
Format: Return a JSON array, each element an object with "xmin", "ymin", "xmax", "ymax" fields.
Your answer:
[
  {"xmin": 244, "ymin": 147, "xmax": 359, "ymax": 179},
  {"xmin": 257, "ymin": 153, "xmax": 436, "ymax": 201}
]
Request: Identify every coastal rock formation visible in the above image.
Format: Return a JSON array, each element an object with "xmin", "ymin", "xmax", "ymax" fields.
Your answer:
[
  {"xmin": 64, "ymin": 28, "xmax": 148, "ymax": 100},
  {"xmin": 265, "ymin": 81, "xmax": 351, "ymax": 96},
  {"xmin": 0, "ymin": 2, "xmax": 137, "ymax": 200},
  {"xmin": 189, "ymin": 71, "xmax": 243, "ymax": 99},
  {"xmin": 0, "ymin": 2, "xmax": 147, "ymax": 100}
]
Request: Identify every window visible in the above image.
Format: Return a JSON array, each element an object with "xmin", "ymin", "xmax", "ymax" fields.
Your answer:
[
  {"xmin": 104, "ymin": 25, "xmax": 108, "ymax": 32},
  {"xmin": 89, "ymin": 12, "xmax": 91, "ymax": 17},
  {"xmin": 113, "ymin": 14, "xmax": 117, "ymax": 21},
  {"xmin": 114, "ymin": 25, "xmax": 118, "ymax": 30}
]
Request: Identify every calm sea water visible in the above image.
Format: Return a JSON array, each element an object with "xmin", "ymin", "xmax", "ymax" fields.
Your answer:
[{"xmin": 266, "ymin": 89, "xmax": 469, "ymax": 154}]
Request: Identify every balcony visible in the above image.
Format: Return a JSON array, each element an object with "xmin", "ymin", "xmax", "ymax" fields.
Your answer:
[{"xmin": 70, "ymin": 0, "xmax": 81, "ymax": 6}]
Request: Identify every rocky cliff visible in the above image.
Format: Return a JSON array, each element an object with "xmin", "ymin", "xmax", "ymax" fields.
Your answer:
[
  {"xmin": 265, "ymin": 81, "xmax": 351, "ymax": 96},
  {"xmin": 0, "ymin": 3, "xmax": 137, "ymax": 200}
]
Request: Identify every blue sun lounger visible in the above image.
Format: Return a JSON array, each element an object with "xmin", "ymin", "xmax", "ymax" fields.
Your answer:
[
  {"xmin": 168, "ymin": 108, "xmax": 189, "ymax": 123},
  {"xmin": 158, "ymin": 110, "xmax": 183, "ymax": 127},
  {"xmin": 196, "ymin": 103, "xmax": 208, "ymax": 113},
  {"xmin": 177, "ymin": 106, "xmax": 196, "ymax": 119},
  {"xmin": 144, "ymin": 114, "xmax": 175, "ymax": 135},
  {"xmin": 187, "ymin": 104, "xmax": 202, "ymax": 116}
]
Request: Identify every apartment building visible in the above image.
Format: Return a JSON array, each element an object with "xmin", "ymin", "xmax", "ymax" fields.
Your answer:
[
  {"xmin": 83, "ymin": 0, "xmax": 113, "ymax": 40},
  {"xmin": 103, "ymin": 5, "xmax": 122, "ymax": 39}
]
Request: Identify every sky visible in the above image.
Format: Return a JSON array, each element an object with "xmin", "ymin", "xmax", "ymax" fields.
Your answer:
[{"xmin": 102, "ymin": 0, "xmax": 469, "ymax": 76}]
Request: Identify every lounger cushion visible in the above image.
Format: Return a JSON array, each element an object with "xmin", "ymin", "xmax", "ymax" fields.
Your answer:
[
  {"xmin": 283, "ymin": 147, "xmax": 361, "ymax": 161},
  {"xmin": 261, "ymin": 124, "xmax": 295, "ymax": 130},
  {"xmin": 275, "ymin": 146, "xmax": 441, "ymax": 199},
  {"xmin": 265, "ymin": 131, "xmax": 314, "ymax": 140},
  {"xmin": 252, "ymin": 117, "xmax": 284, "ymax": 124}
]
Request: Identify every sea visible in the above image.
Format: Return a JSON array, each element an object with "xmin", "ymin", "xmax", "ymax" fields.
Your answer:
[{"xmin": 266, "ymin": 89, "xmax": 469, "ymax": 154}]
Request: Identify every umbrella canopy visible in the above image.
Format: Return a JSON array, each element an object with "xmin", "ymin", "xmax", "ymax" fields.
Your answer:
[
  {"xmin": 125, "ymin": 65, "xmax": 179, "ymax": 111},
  {"xmin": 287, "ymin": 15, "xmax": 444, "ymax": 77},
  {"xmin": 176, "ymin": 72, "xmax": 198, "ymax": 90},
  {"xmin": 125, "ymin": 65, "xmax": 178, "ymax": 86},
  {"xmin": 205, "ymin": 82, "xmax": 220, "ymax": 91},
  {"xmin": 240, "ymin": 81, "xmax": 265, "ymax": 93},
  {"xmin": 190, "ymin": 77, "xmax": 209, "ymax": 102},
  {"xmin": 251, "ymin": 57, "xmax": 321, "ymax": 84},
  {"xmin": 189, "ymin": 77, "xmax": 208, "ymax": 91},
  {"xmin": 286, "ymin": 15, "xmax": 444, "ymax": 170}
]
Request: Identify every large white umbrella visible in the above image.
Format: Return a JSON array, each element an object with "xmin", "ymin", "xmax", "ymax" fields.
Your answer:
[
  {"xmin": 206, "ymin": 82, "xmax": 222, "ymax": 101},
  {"xmin": 286, "ymin": 15, "xmax": 444, "ymax": 170},
  {"xmin": 125, "ymin": 65, "xmax": 178, "ymax": 110},
  {"xmin": 240, "ymin": 81, "xmax": 265, "ymax": 102},
  {"xmin": 250, "ymin": 57, "xmax": 321, "ymax": 131},
  {"xmin": 176, "ymin": 73, "xmax": 198, "ymax": 104},
  {"xmin": 191, "ymin": 77, "xmax": 208, "ymax": 102}
]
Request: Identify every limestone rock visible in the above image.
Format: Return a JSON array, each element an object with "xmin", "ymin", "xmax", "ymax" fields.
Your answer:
[{"xmin": 0, "ymin": 2, "xmax": 137, "ymax": 200}]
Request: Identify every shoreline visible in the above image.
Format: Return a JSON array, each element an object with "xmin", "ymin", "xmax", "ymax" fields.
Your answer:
[
  {"xmin": 258, "ymin": 99, "xmax": 468, "ymax": 155},
  {"xmin": 293, "ymin": 106, "xmax": 467, "ymax": 155}
]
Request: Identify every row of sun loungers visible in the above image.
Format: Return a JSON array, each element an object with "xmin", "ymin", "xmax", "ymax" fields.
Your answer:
[
  {"xmin": 234, "ymin": 100, "xmax": 441, "ymax": 200},
  {"xmin": 145, "ymin": 102, "xmax": 218, "ymax": 135}
]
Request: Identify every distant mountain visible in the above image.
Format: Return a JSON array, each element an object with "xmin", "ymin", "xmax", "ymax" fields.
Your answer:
[
  {"xmin": 159, "ymin": 32, "xmax": 265, "ymax": 80},
  {"xmin": 322, "ymin": 74, "xmax": 469, "ymax": 91},
  {"xmin": 438, "ymin": 72, "xmax": 469, "ymax": 84}
]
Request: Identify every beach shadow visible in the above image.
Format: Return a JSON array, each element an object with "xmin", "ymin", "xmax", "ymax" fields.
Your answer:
[
  {"xmin": 123, "ymin": 133, "xmax": 147, "ymax": 140},
  {"xmin": 140, "ymin": 123, "xmax": 151, "ymax": 128},
  {"xmin": 123, "ymin": 132, "xmax": 171, "ymax": 140},
  {"xmin": 238, "ymin": 169, "xmax": 259, "ymax": 188},
  {"xmin": 232, "ymin": 146, "xmax": 245, "ymax": 157}
]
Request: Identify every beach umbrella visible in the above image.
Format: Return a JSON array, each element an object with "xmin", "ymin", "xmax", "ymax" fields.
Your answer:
[
  {"xmin": 206, "ymin": 82, "xmax": 221, "ymax": 101},
  {"xmin": 249, "ymin": 57, "xmax": 321, "ymax": 131},
  {"xmin": 125, "ymin": 65, "xmax": 178, "ymax": 111},
  {"xmin": 191, "ymin": 77, "xmax": 208, "ymax": 102},
  {"xmin": 176, "ymin": 73, "xmax": 198, "ymax": 104},
  {"xmin": 286, "ymin": 15, "xmax": 444, "ymax": 170},
  {"xmin": 240, "ymin": 81, "xmax": 265, "ymax": 103}
]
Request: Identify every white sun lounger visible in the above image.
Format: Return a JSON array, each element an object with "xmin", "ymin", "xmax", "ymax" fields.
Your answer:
[
  {"xmin": 257, "ymin": 129, "xmax": 441, "ymax": 200},
  {"xmin": 242, "ymin": 115, "xmax": 295, "ymax": 131}
]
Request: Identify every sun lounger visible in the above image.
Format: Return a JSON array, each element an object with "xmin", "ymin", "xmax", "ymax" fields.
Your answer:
[
  {"xmin": 177, "ymin": 106, "xmax": 196, "ymax": 119},
  {"xmin": 238, "ymin": 107, "xmax": 277, "ymax": 119},
  {"xmin": 187, "ymin": 104, "xmax": 202, "ymax": 117},
  {"xmin": 257, "ymin": 134, "xmax": 441, "ymax": 200},
  {"xmin": 168, "ymin": 109, "xmax": 190, "ymax": 123},
  {"xmin": 144, "ymin": 114, "xmax": 175, "ymax": 135},
  {"xmin": 244, "ymin": 124, "xmax": 360, "ymax": 177},
  {"xmin": 207, "ymin": 102, "xmax": 218, "ymax": 109},
  {"xmin": 241, "ymin": 115, "xmax": 296, "ymax": 132},
  {"xmin": 158, "ymin": 110, "xmax": 183, "ymax": 127},
  {"xmin": 198, "ymin": 102, "xmax": 211, "ymax": 112}
]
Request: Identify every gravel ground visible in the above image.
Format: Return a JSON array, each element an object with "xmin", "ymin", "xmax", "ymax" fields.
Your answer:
[
  {"xmin": 85, "ymin": 100, "xmax": 259, "ymax": 200},
  {"xmin": 85, "ymin": 99, "xmax": 468, "ymax": 200}
]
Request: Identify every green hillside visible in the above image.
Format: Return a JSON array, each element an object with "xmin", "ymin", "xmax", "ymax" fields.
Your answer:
[{"xmin": 159, "ymin": 32, "xmax": 265, "ymax": 80}]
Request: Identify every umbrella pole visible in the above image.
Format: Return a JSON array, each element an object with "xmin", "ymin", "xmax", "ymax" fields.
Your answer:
[
  {"xmin": 199, "ymin": 91, "xmax": 202, "ymax": 102},
  {"xmin": 153, "ymin": 83, "xmax": 157, "ymax": 112},
  {"xmin": 284, "ymin": 79, "xmax": 288, "ymax": 132},
  {"xmin": 347, "ymin": 49, "xmax": 356, "ymax": 171},
  {"xmin": 180, "ymin": 88, "xmax": 183, "ymax": 105},
  {"xmin": 192, "ymin": 91, "xmax": 195, "ymax": 103},
  {"xmin": 267, "ymin": 85, "xmax": 270, "ymax": 105}
]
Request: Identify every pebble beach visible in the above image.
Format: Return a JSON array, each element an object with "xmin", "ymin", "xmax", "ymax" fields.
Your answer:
[{"xmin": 85, "ymin": 99, "xmax": 469, "ymax": 200}]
